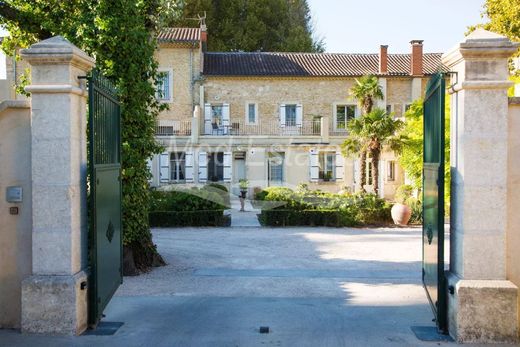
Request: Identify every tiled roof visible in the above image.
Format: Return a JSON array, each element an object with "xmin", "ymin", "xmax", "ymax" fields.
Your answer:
[
  {"xmin": 158, "ymin": 27, "xmax": 200, "ymax": 44},
  {"xmin": 203, "ymin": 52, "xmax": 445, "ymax": 77}
]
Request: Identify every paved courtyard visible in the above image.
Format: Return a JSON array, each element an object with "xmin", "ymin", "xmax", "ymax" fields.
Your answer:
[{"xmin": 0, "ymin": 226, "xmax": 514, "ymax": 347}]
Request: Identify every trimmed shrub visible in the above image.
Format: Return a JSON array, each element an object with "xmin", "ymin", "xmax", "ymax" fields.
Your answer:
[
  {"xmin": 202, "ymin": 183, "xmax": 231, "ymax": 207},
  {"xmin": 150, "ymin": 210, "xmax": 230, "ymax": 227},
  {"xmin": 150, "ymin": 189, "xmax": 226, "ymax": 212},
  {"xmin": 204, "ymin": 183, "xmax": 228, "ymax": 192},
  {"xmin": 255, "ymin": 187, "xmax": 392, "ymax": 226},
  {"xmin": 258, "ymin": 210, "xmax": 357, "ymax": 227}
]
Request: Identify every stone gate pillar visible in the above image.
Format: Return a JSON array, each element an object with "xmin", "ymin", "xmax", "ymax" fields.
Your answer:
[
  {"xmin": 20, "ymin": 36, "xmax": 95, "ymax": 335},
  {"xmin": 442, "ymin": 29, "xmax": 519, "ymax": 343}
]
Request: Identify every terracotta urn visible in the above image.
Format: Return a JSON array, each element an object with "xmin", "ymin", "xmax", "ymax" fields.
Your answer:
[{"xmin": 391, "ymin": 203, "xmax": 412, "ymax": 226}]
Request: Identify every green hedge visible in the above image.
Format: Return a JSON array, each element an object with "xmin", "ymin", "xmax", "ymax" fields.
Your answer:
[
  {"xmin": 150, "ymin": 189, "xmax": 227, "ymax": 211},
  {"xmin": 255, "ymin": 186, "xmax": 392, "ymax": 226},
  {"xmin": 149, "ymin": 210, "xmax": 231, "ymax": 227},
  {"xmin": 258, "ymin": 209, "xmax": 357, "ymax": 227}
]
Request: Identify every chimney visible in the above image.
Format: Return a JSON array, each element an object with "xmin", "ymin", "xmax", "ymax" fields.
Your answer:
[
  {"xmin": 410, "ymin": 40, "xmax": 423, "ymax": 76},
  {"xmin": 200, "ymin": 24, "xmax": 208, "ymax": 52},
  {"xmin": 379, "ymin": 45, "xmax": 388, "ymax": 74}
]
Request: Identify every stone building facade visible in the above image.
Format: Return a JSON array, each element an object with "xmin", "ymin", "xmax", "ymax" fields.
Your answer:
[{"xmin": 151, "ymin": 26, "xmax": 442, "ymax": 198}]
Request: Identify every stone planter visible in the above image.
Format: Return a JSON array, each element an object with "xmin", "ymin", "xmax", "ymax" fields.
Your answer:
[{"xmin": 391, "ymin": 203, "xmax": 411, "ymax": 226}]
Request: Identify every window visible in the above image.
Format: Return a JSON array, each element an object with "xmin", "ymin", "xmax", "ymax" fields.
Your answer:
[
  {"xmin": 404, "ymin": 103, "xmax": 412, "ymax": 113},
  {"xmin": 268, "ymin": 152, "xmax": 284, "ymax": 185},
  {"xmin": 211, "ymin": 105, "xmax": 223, "ymax": 125},
  {"xmin": 156, "ymin": 70, "xmax": 172, "ymax": 101},
  {"xmin": 285, "ymin": 104, "xmax": 297, "ymax": 126},
  {"xmin": 386, "ymin": 105, "xmax": 392, "ymax": 114},
  {"xmin": 170, "ymin": 152, "xmax": 185, "ymax": 182},
  {"xmin": 319, "ymin": 152, "xmax": 335, "ymax": 181},
  {"xmin": 336, "ymin": 105, "xmax": 356, "ymax": 130},
  {"xmin": 246, "ymin": 103, "xmax": 257, "ymax": 124},
  {"xmin": 208, "ymin": 152, "xmax": 224, "ymax": 182},
  {"xmin": 387, "ymin": 161, "xmax": 395, "ymax": 181}
]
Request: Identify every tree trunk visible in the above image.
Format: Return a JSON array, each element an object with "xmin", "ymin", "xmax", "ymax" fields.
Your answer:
[
  {"xmin": 359, "ymin": 150, "xmax": 367, "ymax": 193},
  {"xmin": 371, "ymin": 148, "xmax": 381, "ymax": 196},
  {"xmin": 123, "ymin": 239, "xmax": 166, "ymax": 276}
]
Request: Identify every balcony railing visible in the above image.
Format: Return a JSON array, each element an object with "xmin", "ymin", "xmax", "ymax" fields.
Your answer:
[
  {"xmin": 330, "ymin": 121, "xmax": 348, "ymax": 136},
  {"xmin": 202, "ymin": 119, "xmax": 321, "ymax": 136},
  {"xmin": 155, "ymin": 120, "xmax": 191, "ymax": 136}
]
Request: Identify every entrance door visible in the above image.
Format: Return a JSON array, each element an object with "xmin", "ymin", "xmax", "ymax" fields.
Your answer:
[
  {"xmin": 87, "ymin": 71, "xmax": 123, "ymax": 327},
  {"xmin": 422, "ymin": 72, "xmax": 447, "ymax": 333},
  {"xmin": 233, "ymin": 152, "xmax": 246, "ymax": 196}
]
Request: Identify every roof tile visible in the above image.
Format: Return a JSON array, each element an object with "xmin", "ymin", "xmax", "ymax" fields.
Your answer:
[
  {"xmin": 203, "ymin": 52, "xmax": 445, "ymax": 77},
  {"xmin": 158, "ymin": 27, "xmax": 200, "ymax": 44}
]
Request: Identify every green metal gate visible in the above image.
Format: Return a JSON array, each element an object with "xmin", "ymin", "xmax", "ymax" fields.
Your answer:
[
  {"xmin": 87, "ymin": 70, "xmax": 123, "ymax": 327},
  {"xmin": 422, "ymin": 72, "xmax": 447, "ymax": 333}
]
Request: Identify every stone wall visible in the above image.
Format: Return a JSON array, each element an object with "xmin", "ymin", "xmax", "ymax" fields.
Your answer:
[
  {"xmin": 0, "ymin": 100, "xmax": 31, "ymax": 328},
  {"xmin": 507, "ymin": 98, "xmax": 520, "ymax": 335},
  {"xmin": 155, "ymin": 45, "xmax": 201, "ymax": 122}
]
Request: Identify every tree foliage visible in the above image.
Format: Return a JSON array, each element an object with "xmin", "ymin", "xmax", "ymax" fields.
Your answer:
[
  {"xmin": 170, "ymin": 0, "xmax": 324, "ymax": 52},
  {"xmin": 397, "ymin": 98, "xmax": 450, "ymax": 204},
  {"xmin": 471, "ymin": 0, "xmax": 520, "ymax": 75},
  {"xmin": 349, "ymin": 75, "xmax": 384, "ymax": 115},
  {"xmin": 342, "ymin": 108, "xmax": 405, "ymax": 195},
  {"xmin": 0, "ymin": 0, "xmax": 167, "ymax": 273}
]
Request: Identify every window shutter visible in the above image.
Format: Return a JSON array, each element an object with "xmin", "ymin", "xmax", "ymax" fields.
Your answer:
[
  {"xmin": 164, "ymin": 72, "xmax": 170, "ymax": 100},
  {"xmin": 159, "ymin": 152, "xmax": 170, "ymax": 183},
  {"xmin": 223, "ymin": 151, "xmax": 232, "ymax": 182},
  {"xmin": 309, "ymin": 149, "xmax": 319, "ymax": 182},
  {"xmin": 296, "ymin": 104, "xmax": 303, "ymax": 126},
  {"xmin": 204, "ymin": 103, "xmax": 212, "ymax": 134},
  {"xmin": 198, "ymin": 151, "xmax": 207, "ymax": 182},
  {"xmin": 279, "ymin": 104, "xmax": 286, "ymax": 127},
  {"xmin": 185, "ymin": 151, "xmax": 194, "ymax": 182},
  {"xmin": 222, "ymin": 103, "xmax": 230, "ymax": 134},
  {"xmin": 335, "ymin": 152, "xmax": 344, "ymax": 180}
]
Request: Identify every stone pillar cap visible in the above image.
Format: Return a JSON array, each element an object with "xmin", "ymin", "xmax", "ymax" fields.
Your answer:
[
  {"xmin": 443, "ymin": 29, "xmax": 519, "ymax": 66},
  {"xmin": 20, "ymin": 36, "xmax": 95, "ymax": 70}
]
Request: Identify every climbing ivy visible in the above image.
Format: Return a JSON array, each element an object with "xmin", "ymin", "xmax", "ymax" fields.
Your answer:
[{"xmin": 0, "ymin": 0, "xmax": 168, "ymax": 273}]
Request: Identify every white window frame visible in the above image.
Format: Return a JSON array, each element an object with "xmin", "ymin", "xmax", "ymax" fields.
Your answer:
[
  {"xmin": 280, "ymin": 102, "xmax": 302, "ymax": 126},
  {"xmin": 170, "ymin": 152, "xmax": 186, "ymax": 183},
  {"xmin": 156, "ymin": 68, "xmax": 173, "ymax": 103},
  {"xmin": 333, "ymin": 103, "xmax": 358, "ymax": 131},
  {"xmin": 318, "ymin": 151, "xmax": 336, "ymax": 181},
  {"xmin": 245, "ymin": 102, "xmax": 258, "ymax": 124},
  {"xmin": 387, "ymin": 160, "xmax": 396, "ymax": 181}
]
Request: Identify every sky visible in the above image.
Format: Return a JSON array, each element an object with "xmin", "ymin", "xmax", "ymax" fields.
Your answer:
[{"xmin": 307, "ymin": 0, "xmax": 487, "ymax": 54}]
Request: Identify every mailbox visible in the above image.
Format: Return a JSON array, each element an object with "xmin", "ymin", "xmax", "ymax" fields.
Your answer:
[{"xmin": 6, "ymin": 186, "xmax": 22, "ymax": 203}]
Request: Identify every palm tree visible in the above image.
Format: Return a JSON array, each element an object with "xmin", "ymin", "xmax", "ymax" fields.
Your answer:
[
  {"xmin": 349, "ymin": 74, "xmax": 384, "ymax": 114},
  {"xmin": 347, "ymin": 74, "xmax": 384, "ymax": 192},
  {"xmin": 342, "ymin": 108, "xmax": 406, "ymax": 195}
]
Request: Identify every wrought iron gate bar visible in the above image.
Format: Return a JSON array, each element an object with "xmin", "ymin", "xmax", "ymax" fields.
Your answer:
[
  {"xmin": 422, "ymin": 72, "xmax": 447, "ymax": 334},
  {"xmin": 87, "ymin": 69, "xmax": 123, "ymax": 328}
]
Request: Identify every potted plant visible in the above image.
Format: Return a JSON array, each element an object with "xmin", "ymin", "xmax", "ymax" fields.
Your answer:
[
  {"xmin": 391, "ymin": 184, "xmax": 413, "ymax": 226},
  {"xmin": 238, "ymin": 179, "xmax": 249, "ymax": 211}
]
